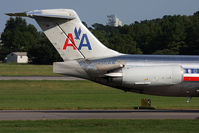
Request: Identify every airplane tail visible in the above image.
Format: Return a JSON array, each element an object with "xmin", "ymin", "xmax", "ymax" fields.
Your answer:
[{"xmin": 7, "ymin": 9, "xmax": 120, "ymax": 60}]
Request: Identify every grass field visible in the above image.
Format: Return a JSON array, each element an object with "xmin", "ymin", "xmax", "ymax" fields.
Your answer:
[
  {"xmin": 0, "ymin": 63, "xmax": 58, "ymax": 76},
  {"xmin": 0, "ymin": 119, "xmax": 198, "ymax": 133},
  {"xmin": 0, "ymin": 80, "xmax": 198, "ymax": 110}
]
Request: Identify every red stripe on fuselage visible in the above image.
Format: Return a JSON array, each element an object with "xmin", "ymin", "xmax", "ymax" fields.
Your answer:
[{"xmin": 184, "ymin": 77, "xmax": 199, "ymax": 81}]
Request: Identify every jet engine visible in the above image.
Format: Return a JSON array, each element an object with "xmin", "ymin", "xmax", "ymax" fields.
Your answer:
[{"xmin": 122, "ymin": 65, "xmax": 184, "ymax": 86}]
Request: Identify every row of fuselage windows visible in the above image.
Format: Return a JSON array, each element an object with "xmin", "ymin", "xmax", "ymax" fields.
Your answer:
[{"xmin": 184, "ymin": 68, "xmax": 199, "ymax": 74}]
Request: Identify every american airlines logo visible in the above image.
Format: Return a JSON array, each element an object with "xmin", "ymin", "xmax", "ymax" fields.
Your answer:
[{"xmin": 63, "ymin": 27, "xmax": 92, "ymax": 50}]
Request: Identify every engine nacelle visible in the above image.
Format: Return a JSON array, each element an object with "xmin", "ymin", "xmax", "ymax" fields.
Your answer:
[{"xmin": 122, "ymin": 65, "xmax": 184, "ymax": 86}]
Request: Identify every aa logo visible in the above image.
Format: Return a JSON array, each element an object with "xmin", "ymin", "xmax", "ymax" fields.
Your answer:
[{"xmin": 63, "ymin": 27, "xmax": 92, "ymax": 50}]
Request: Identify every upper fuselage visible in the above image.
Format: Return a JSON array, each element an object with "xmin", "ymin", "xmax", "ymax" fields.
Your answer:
[{"xmin": 90, "ymin": 54, "xmax": 199, "ymax": 66}]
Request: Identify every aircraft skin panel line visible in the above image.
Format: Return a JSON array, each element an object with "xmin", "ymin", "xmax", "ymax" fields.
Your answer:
[
  {"xmin": 6, "ymin": 9, "xmax": 199, "ymax": 97},
  {"xmin": 56, "ymin": 23, "xmax": 86, "ymax": 59}
]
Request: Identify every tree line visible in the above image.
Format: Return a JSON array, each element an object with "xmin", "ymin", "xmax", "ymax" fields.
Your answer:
[{"xmin": 1, "ymin": 11, "xmax": 199, "ymax": 64}]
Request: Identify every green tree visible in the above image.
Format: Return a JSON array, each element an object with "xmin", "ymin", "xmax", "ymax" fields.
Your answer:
[
  {"xmin": 2, "ymin": 17, "xmax": 39, "ymax": 52},
  {"xmin": 28, "ymin": 33, "xmax": 62, "ymax": 64},
  {"xmin": 1, "ymin": 17, "xmax": 40, "ymax": 60},
  {"xmin": 1, "ymin": 17, "xmax": 62, "ymax": 64}
]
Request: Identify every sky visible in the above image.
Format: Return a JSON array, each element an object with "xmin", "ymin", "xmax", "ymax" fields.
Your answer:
[{"xmin": 0, "ymin": 0, "xmax": 199, "ymax": 33}]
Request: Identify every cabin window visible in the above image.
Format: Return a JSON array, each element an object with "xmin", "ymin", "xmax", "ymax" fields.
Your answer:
[
  {"xmin": 188, "ymin": 69, "xmax": 191, "ymax": 73},
  {"xmin": 194, "ymin": 69, "xmax": 197, "ymax": 73}
]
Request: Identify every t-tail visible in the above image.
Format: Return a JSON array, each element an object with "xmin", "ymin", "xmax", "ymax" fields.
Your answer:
[{"xmin": 6, "ymin": 9, "xmax": 120, "ymax": 60}]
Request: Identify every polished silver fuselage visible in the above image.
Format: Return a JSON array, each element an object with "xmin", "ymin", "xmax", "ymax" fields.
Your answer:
[{"xmin": 76, "ymin": 54, "xmax": 199, "ymax": 97}]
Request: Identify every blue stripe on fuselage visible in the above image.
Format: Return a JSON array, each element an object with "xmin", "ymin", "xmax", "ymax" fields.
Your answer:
[{"xmin": 184, "ymin": 68, "xmax": 199, "ymax": 74}]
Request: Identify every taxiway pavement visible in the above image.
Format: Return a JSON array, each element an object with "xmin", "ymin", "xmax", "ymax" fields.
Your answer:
[
  {"xmin": 0, "ymin": 110, "xmax": 198, "ymax": 120},
  {"xmin": 0, "ymin": 76, "xmax": 83, "ymax": 80}
]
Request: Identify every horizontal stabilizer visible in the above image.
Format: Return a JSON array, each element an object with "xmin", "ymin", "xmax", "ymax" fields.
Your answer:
[
  {"xmin": 6, "ymin": 12, "xmax": 27, "ymax": 17},
  {"xmin": 6, "ymin": 9, "xmax": 76, "ymax": 20}
]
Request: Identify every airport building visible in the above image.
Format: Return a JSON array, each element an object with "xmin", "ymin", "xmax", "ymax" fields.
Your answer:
[
  {"xmin": 107, "ymin": 15, "xmax": 122, "ymax": 27},
  {"xmin": 6, "ymin": 52, "xmax": 28, "ymax": 63}
]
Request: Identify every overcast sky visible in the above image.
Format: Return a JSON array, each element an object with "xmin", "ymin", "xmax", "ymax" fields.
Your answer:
[{"xmin": 0, "ymin": 0, "xmax": 199, "ymax": 33}]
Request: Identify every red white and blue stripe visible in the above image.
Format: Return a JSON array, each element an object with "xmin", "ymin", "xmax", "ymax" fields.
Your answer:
[{"xmin": 184, "ymin": 68, "xmax": 199, "ymax": 81}]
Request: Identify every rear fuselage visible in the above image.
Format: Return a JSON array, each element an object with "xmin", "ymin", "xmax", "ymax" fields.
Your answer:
[{"xmin": 81, "ymin": 54, "xmax": 199, "ymax": 97}]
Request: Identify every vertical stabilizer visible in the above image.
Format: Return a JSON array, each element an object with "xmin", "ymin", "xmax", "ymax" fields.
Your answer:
[{"xmin": 7, "ymin": 9, "xmax": 121, "ymax": 60}]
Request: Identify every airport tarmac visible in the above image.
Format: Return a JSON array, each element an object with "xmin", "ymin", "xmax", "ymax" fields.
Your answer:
[
  {"xmin": 0, "ymin": 76, "xmax": 83, "ymax": 80},
  {"xmin": 0, "ymin": 110, "xmax": 198, "ymax": 120},
  {"xmin": 0, "ymin": 77, "xmax": 198, "ymax": 120}
]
